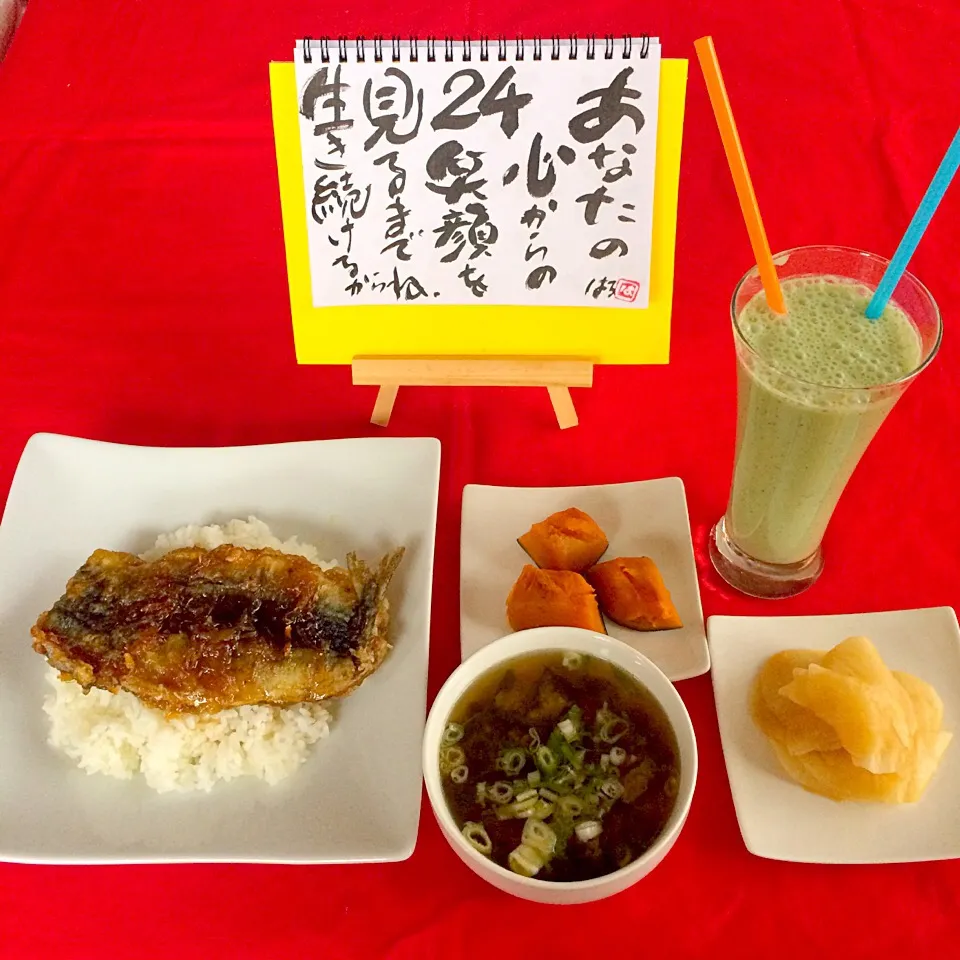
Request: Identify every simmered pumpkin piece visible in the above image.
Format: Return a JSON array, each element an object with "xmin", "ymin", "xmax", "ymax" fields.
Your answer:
[
  {"xmin": 517, "ymin": 508, "xmax": 608, "ymax": 572},
  {"xmin": 506, "ymin": 565, "xmax": 606, "ymax": 634},
  {"xmin": 586, "ymin": 557, "xmax": 682, "ymax": 631}
]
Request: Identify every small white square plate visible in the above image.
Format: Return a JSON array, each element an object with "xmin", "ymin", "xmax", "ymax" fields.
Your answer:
[
  {"xmin": 709, "ymin": 608, "xmax": 960, "ymax": 864},
  {"xmin": 0, "ymin": 433, "xmax": 440, "ymax": 864},
  {"xmin": 460, "ymin": 479, "xmax": 708, "ymax": 680}
]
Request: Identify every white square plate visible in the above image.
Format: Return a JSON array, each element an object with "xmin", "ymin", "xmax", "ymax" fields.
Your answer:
[
  {"xmin": 460, "ymin": 479, "xmax": 708, "ymax": 680},
  {"xmin": 709, "ymin": 608, "xmax": 960, "ymax": 864},
  {"xmin": 0, "ymin": 433, "xmax": 440, "ymax": 864}
]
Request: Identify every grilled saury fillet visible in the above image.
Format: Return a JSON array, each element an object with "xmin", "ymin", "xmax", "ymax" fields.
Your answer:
[{"xmin": 31, "ymin": 544, "xmax": 405, "ymax": 714}]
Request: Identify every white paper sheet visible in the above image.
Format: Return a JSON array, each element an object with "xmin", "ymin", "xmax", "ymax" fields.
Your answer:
[{"xmin": 294, "ymin": 37, "xmax": 660, "ymax": 309}]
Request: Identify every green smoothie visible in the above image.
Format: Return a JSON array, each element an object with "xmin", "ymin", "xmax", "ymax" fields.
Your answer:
[{"xmin": 726, "ymin": 276, "xmax": 922, "ymax": 565}]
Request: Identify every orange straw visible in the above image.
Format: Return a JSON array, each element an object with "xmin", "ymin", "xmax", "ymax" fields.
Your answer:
[{"xmin": 694, "ymin": 36, "xmax": 786, "ymax": 314}]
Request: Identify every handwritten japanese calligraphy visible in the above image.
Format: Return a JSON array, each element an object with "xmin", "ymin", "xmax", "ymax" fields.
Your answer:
[{"xmin": 295, "ymin": 38, "xmax": 661, "ymax": 308}]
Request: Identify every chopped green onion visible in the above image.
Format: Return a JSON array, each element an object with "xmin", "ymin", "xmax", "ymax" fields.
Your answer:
[
  {"xmin": 557, "ymin": 796, "xmax": 583, "ymax": 818},
  {"xmin": 508, "ymin": 843, "xmax": 546, "ymax": 877},
  {"xmin": 497, "ymin": 794, "xmax": 539, "ymax": 819},
  {"xmin": 575, "ymin": 820, "xmax": 603, "ymax": 842},
  {"xmin": 527, "ymin": 727, "xmax": 541, "ymax": 751},
  {"xmin": 600, "ymin": 754, "xmax": 611, "ymax": 771},
  {"xmin": 539, "ymin": 787, "xmax": 559, "ymax": 803},
  {"xmin": 442, "ymin": 722, "xmax": 464, "ymax": 745},
  {"xmin": 609, "ymin": 746, "xmax": 627, "ymax": 766},
  {"xmin": 451, "ymin": 765, "xmax": 469, "ymax": 784},
  {"xmin": 487, "ymin": 781, "xmax": 514, "ymax": 804},
  {"xmin": 598, "ymin": 717, "xmax": 629, "ymax": 744},
  {"xmin": 535, "ymin": 746, "xmax": 558, "ymax": 775},
  {"xmin": 441, "ymin": 745, "xmax": 465, "ymax": 769},
  {"xmin": 522, "ymin": 818, "xmax": 557, "ymax": 855},
  {"xmin": 529, "ymin": 799, "xmax": 555, "ymax": 819},
  {"xmin": 557, "ymin": 718, "xmax": 577, "ymax": 742},
  {"xmin": 476, "ymin": 782, "xmax": 487, "ymax": 803},
  {"xmin": 558, "ymin": 741, "xmax": 586, "ymax": 770},
  {"xmin": 462, "ymin": 821, "xmax": 492, "ymax": 856},
  {"xmin": 596, "ymin": 702, "xmax": 614, "ymax": 723},
  {"xmin": 552, "ymin": 766, "xmax": 576, "ymax": 788},
  {"xmin": 582, "ymin": 792, "xmax": 601, "ymax": 816},
  {"xmin": 515, "ymin": 788, "xmax": 537, "ymax": 803},
  {"xmin": 527, "ymin": 770, "xmax": 542, "ymax": 787},
  {"xmin": 561, "ymin": 652, "xmax": 584, "ymax": 670},
  {"xmin": 498, "ymin": 748, "xmax": 526, "ymax": 776},
  {"xmin": 601, "ymin": 779, "xmax": 624, "ymax": 800}
]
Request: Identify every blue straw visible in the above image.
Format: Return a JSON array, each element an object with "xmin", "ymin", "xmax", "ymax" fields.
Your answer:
[{"xmin": 866, "ymin": 123, "xmax": 960, "ymax": 320}]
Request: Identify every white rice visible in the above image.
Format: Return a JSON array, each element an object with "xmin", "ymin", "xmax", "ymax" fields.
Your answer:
[
  {"xmin": 139, "ymin": 515, "xmax": 336, "ymax": 568},
  {"xmin": 43, "ymin": 517, "xmax": 335, "ymax": 793}
]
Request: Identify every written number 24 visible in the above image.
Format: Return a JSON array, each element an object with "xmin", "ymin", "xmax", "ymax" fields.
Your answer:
[{"xmin": 431, "ymin": 67, "xmax": 533, "ymax": 139}]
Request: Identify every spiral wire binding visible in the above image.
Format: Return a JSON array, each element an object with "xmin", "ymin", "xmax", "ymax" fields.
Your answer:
[{"xmin": 301, "ymin": 34, "xmax": 650, "ymax": 64}]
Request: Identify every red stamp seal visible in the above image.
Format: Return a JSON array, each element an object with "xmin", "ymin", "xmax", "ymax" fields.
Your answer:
[{"xmin": 614, "ymin": 278, "xmax": 640, "ymax": 302}]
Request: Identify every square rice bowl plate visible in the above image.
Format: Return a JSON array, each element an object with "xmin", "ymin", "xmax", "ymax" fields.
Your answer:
[
  {"xmin": 460, "ymin": 479, "xmax": 708, "ymax": 681},
  {"xmin": 709, "ymin": 608, "xmax": 960, "ymax": 864},
  {"xmin": 0, "ymin": 433, "xmax": 440, "ymax": 864}
]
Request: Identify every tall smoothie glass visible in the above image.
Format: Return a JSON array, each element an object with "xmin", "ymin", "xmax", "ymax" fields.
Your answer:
[{"xmin": 710, "ymin": 245, "xmax": 942, "ymax": 598}]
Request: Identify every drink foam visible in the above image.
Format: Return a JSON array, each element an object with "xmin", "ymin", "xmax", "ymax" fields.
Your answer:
[{"xmin": 738, "ymin": 276, "xmax": 922, "ymax": 388}]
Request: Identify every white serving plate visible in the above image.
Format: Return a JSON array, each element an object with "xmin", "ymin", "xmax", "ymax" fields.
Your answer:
[
  {"xmin": 0, "ymin": 433, "xmax": 440, "ymax": 864},
  {"xmin": 709, "ymin": 607, "xmax": 960, "ymax": 863},
  {"xmin": 460, "ymin": 479, "xmax": 709, "ymax": 681}
]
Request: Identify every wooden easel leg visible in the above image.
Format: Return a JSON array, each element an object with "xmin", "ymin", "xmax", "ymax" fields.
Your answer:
[
  {"xmin": 354, "ymin": 358, "xmax": 593, "ymax": 430},
  {"xmin": 370, "ymin": 384, "xmax": 399, "ymax": 427},
  {"xmin": 547, "ymin": 386, "xmax": 578, "ymax": 429}
]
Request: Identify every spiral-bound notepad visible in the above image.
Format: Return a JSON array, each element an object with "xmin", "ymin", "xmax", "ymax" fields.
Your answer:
[{"xmin": 294, "ymin": 37, "xmax": 661, "ymax": 310}]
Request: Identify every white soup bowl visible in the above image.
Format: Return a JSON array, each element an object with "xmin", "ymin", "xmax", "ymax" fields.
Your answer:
[{"xmin": 422, "ymin": 626, "xmax": 698, "ymax": 904}]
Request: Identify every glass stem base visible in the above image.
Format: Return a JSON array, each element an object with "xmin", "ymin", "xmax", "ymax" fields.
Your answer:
[{"xmin": 709, "ymin": 517, "xmax": 823, "ymax": 599}]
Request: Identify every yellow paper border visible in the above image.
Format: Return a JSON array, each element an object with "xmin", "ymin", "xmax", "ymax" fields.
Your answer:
[{"xmin": 270, "ymin": 59, "xmax": 687, "ymax": 364}]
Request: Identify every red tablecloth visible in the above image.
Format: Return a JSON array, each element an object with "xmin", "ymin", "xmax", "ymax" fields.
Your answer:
[{"xmin": 2, "ymin": 1, "xmax": 959, "ymax": 957}]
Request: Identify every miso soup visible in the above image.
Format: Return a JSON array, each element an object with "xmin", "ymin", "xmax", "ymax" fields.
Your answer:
[{"xmin": 440, "ymin": 650, "xmax": 680, "ymax": 882}]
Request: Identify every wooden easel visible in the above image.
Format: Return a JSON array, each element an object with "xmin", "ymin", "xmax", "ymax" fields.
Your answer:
[{"xmin": 352, "ymin": 356, "xmax": 595, "ymax": 429}]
